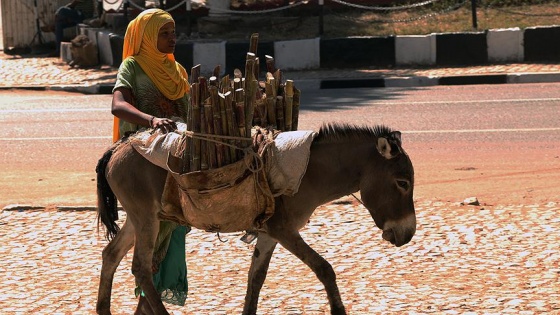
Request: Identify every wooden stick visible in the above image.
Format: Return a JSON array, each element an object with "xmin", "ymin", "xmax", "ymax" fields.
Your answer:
[{"xmin": 284, "ymin": 80, "xmax": 294, "ymax": 131}]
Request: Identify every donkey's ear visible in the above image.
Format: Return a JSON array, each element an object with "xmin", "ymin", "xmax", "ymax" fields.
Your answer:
[
  {"xmin": 390, "ymin": 131, "xmax": 402, "ymax": 146},
  {"xmin": 377, "ymin": 136, "xmax": 401, "ymax": 159},
  {"xmin": 377, "ymin": 137, "xmax": 393, "ymax": 159}
]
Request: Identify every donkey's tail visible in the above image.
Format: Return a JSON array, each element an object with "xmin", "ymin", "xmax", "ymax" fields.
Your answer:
[{"xmin": 95, "ymin": 146, "xmax": 120, "ymax": 241}]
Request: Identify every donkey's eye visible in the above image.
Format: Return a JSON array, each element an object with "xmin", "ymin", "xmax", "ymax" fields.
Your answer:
[{"xmin": 396, "ymin": 179, "xmax": 410, "ymax": 191}]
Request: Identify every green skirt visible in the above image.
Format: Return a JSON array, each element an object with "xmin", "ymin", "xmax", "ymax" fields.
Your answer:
[{"xmin": 136, "ymin": 221, "xmax": 190, "ymax": 306}]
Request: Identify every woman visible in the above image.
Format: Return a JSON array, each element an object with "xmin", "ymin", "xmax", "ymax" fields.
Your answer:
[{"xmin": 111, "ymin": 8, "xmax": 190, "ymax": 307}]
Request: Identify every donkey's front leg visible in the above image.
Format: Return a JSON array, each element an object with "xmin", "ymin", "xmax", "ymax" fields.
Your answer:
[
  {"xmin": 273, "ymin": 231, "xmax": 346, "ymax": 315},
  {"xmin": 242, "ymin": 233, "xmax": 278, "ymax": 315}
]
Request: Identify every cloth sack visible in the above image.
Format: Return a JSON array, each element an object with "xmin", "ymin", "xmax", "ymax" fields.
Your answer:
[{"xmin": 70, "ymin": 34, "xmax": 98, "ymax": 67}]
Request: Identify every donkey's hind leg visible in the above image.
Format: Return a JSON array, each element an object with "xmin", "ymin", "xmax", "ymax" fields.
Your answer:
[
  {"xmin": 272, "ymin": 231, "xmax": 346, "ymax": 315},
  {"xmin": 97, "ymin": 218, "xmax": 135, "ymax": 315},
  {"xmin": 129, "ymin": 213, "xmax": 169, "ymax": 315},
  {"xmin": 242, "ymin": 233, "xmax": 278, "ymax": 315}
]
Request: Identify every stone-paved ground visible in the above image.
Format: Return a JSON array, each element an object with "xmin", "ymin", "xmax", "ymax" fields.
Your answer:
[{"xmin": 0, "ymin": 198, "xmax": 558, "ymax": 314}]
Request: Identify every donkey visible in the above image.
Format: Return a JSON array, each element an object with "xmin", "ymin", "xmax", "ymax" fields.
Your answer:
[{"xmin": 95, "ymin": 123, "xmax": 416, "ymax": 315}]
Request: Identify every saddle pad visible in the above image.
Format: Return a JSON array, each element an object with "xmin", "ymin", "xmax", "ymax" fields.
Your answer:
[
  {"xmin": 265, "ymin": 130, "xmax": 317, "ymax": 196},
  {"xmin": 130, "ymin": 124, "xmax": 316, "ymax": 197},
  {"xmin": 129, "ymin": 120, "xmax": 187, "ymax": 170}
]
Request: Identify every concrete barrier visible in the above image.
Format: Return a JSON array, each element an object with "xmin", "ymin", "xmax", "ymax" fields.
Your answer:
[
  {"xmin": 99, "ymin": 26, "xmax": 560, "ymax": 72},
  {"xmin": 524, "ymin": 25, "xmax": 560, "ymax": 62},
  {"xmin": 487, "ymin": 28, "xmax": 523, "ymax": 63},
  {"xmin": 275, "ymin": 38, "xmax": 320, "ymax": 70},
  {"xmin": 320, "ymin": 36, "xmax": 395, "ymax": 68},
  {"xmin": 395, "ymin": 35, "xmax": 436, "ymax": 66},
  {"xmin": 193, "ymin": 41, "xmax": 225, "ymax": 76},
  {"xmin": 436, "ymin": 32, "xmax": 487, "ymax": 65}
]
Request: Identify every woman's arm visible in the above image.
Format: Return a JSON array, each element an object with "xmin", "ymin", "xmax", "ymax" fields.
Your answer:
[{"xmin": 112, "ymin": 87, "xmax": 177, "ymax": 132}]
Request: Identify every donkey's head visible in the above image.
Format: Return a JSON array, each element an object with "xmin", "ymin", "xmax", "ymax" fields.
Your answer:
[{"xmin": 359, "ymin": 129, "xmax": 416, "ymax": 247}]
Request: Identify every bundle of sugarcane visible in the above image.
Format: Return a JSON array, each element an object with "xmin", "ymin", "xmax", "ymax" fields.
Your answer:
[{"xmin": 185, "ymin": 33, "xmax": 301, "ymax": 171}]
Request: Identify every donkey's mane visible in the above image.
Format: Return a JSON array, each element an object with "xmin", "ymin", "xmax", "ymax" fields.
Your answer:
[{"xmin": 315, "ymin": 123, "xmax": 394, "ymax": 143}]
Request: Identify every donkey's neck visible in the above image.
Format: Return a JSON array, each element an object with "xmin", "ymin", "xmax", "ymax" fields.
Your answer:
[{"xmin": 301, "ymin": 140, "xmax": 373, "ymax": 206}]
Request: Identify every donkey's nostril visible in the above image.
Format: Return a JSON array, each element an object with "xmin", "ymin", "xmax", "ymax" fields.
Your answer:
[{"xmin": 382, "ymin": 229, "xmax": 396, "ymax": 244}]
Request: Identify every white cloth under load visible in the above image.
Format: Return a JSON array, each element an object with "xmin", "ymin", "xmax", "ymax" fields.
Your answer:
[
  {"xmin": 130, "ymin": 123, "xmax": 317, "ymax": 196},
  {"xmin": 264, "ymin": 130, "xmax": 317, "ymax": 196}
]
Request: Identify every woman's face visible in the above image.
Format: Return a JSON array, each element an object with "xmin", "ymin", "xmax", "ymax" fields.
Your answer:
[{"xmin": 157, "ymin": 22, "xmax": 176, "ymax": 54}]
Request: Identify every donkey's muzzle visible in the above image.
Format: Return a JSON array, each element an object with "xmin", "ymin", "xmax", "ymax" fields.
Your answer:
[{"xmin": 382, "ymin": 213, "xmax": 416, "ymax": 247}]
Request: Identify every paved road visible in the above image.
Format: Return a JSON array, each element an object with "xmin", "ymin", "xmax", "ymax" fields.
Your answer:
[{"xmin": 0, "ymin": 84, "xmax": 559, "ymax": 314}]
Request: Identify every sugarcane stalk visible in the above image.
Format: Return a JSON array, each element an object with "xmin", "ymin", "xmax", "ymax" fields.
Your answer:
[
  {"xmin": 219, "ymin": 92, "xmax": 231, "ymax": 165},
  {"xmin": 284, "ymin": 80, "xmax": 294, "ymax": 131},
  {"xmin": 265, "ymin": 55, "xmax": 275, "ymax": 74},
  {"xmin": 276, "ymin": 96, "xmax": 285, "ymax": 131},
  {"xmin": 203, "ymin": 99, "xmax": 216, "ymax": 169},
  {"xmin": 245, "ymin": 53, "xmax": 256, "ymax": 85},
  {"xmin": 190, "ymin": 64, "xmax": 200, "ymax": 85},
  {"xmin": 213, "ymin": 65, "xmax": 221, "ymax": 78},
  {"xmin": 245, "ymin": 78, "xmax": 257, "ymax": 133},
  {"xmin": 233, "ymin": 68, "xmax": 243, "ymax": 79},
  {"xmin": 273, "ymin": 69, "xmax": 282, "ymax": 92},
  {"xmin": 220, "ymin": 75, "xmax": 230, "ymax": 94},
  {"xmin": 265, "ymin": 76, "xmax": 277, "ymax": 128},
  {"xmin": 254, "ymin": 57, "xmax": 260, "ymax": 82},
  {"xmin": 292, "ymin": 86, "xmax": 300, "ymax": 131},
  {"xmin": 249, "ymin": 33, "xmax": 259, "ymax": 55},
  {"xmin": 255, "ymin": 94, "xmax": 267, "ymax": 127},
  {"xmin": 223, "ymin": 91, "xmax": 238, "ymax": 162},
  {"xmin": 209, "ymin": 75, "xmax": 218, "ymax": 87},
  {"xmin": 234, "ymin": 88, "xmax": 247, "ymax": 139},
  {"xmin": 209, "ymin": 85, "xmax": 224, "ymax": 167},
  {"xmin": 190, "ymin": 82, "xmax": 201, "ymax": 171}
]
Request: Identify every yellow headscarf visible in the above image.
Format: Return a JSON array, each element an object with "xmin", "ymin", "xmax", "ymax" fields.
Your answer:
[
  {"xmin": 113, "ymin": 9, "xmax": 190, "ymax": 142},
  {"xmin": 122, "ymin": 8, "xmax": 190, "ymax": 100}
]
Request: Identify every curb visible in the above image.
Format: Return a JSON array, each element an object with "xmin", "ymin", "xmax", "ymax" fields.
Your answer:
[{"xmin": 1, "ymin": 72, "xmax": 559, "ymax": 94}]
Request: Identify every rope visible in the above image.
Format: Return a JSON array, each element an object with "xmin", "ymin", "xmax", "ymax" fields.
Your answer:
[
  {"xmin": 329, "ymin": 0, "xmax": 467, "ymax": 24},
  {"xmin": 205, "ymin": 1, "xmax": 305, "ymax": 15},
  {"xmin": 126, "ymin": 0, "xmax": 188, "ymax": 12},
  {"xmin": 329, "ymin": 0, "xmax": 441, "ymax": 11}
]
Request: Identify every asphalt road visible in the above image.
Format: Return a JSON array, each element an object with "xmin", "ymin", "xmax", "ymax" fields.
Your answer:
[{"xmin": 1, "ymin": 83, "xmax": 559, "ymax": 207}]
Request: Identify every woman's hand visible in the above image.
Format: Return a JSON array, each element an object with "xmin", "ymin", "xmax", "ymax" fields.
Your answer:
[{"xmin": 150, "ymin": 116, "xmax": 177, "ymax": 134}]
